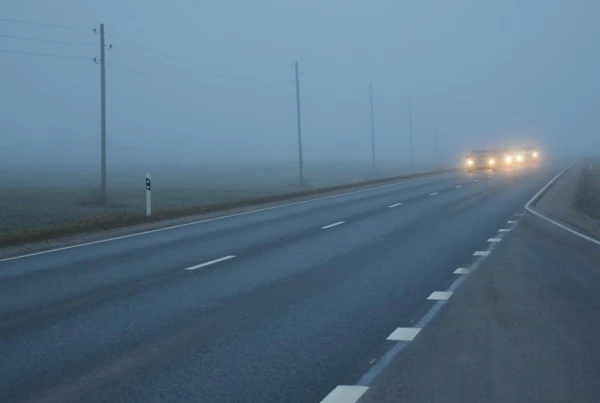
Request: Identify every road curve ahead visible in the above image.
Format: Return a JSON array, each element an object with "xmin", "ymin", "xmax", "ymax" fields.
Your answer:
[{"xmin": 0, "ymin": 165, "xmax": 565, "ymax": 403}]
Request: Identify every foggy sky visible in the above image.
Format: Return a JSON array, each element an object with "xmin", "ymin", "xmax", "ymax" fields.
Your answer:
[{"xmin": 1, "ymin": 0, "xmax": 599, "ymax": 172}]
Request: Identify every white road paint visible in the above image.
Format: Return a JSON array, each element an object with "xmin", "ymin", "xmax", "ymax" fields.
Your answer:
[
  {"xmin": 322, "ymin": 221, "xmax": 345, "ymax": 230},
  {"xmin": 0, "ymin": 173, "xmax": 449, "ymax": 263},
  {"xmin": 454, "ymin": 268, "xmax": 471, "ymax": 274},
  {"xmin": 515, "ymin": 213, "xmax": 524, "ymax": 217},
  {"xmin": 428, "ymin": 291, "xmax": 453, "ymax": 300},
  {"xmin": 184, "ymin": 255, "xmax": 236, "ymax": 271},
  {"xmin": 474, "ymin": 179, "xmax": 479, "ymax": 182},
  {"xmin": 388, "ymin": 203, "xmax": 403, "ymax": 208},
  {"xmin": 456, "ymin": 185, "xmax": 462, "ymax": 188},
  {"xmin": 487, "ymin": 238, "xmax": 501, "ymax": 243},
  {"xmin": 429, "ymin": 192, "xmax": 439, "ymax": 196},
  {"xmin": 498, "ymin": 229, "xmax": 511, "ymax": 232},
  {"xmin": 507, "ymin": 220, "xmax": 518, "ymax": 224},
  {"xmin": 320, "ymin": 386, "xmax": 369, "ymax": 403},
  {"xmin": 473, "ymin": 251, "xmax": 489, "ymax": 256},
  {"xmin": 387, "ymin": 327, "xmax": 421, "ymax": 341},
  {"xmin": 524, "ymin": 160, "xmax": 600, "ymax": 246}
]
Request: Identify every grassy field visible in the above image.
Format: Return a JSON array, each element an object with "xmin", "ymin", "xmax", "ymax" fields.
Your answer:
[
  {"xmin": 0, "ymin": 160, "xmax": 439, "ymax": 237},
  {"xmin": 576, "ymin": 157, "xmax": 600, "ymax": 220}
]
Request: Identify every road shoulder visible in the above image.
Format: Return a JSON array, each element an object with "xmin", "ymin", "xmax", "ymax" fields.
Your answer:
[{"xmin": 535, "ymin": 158, "xmax": 600, "ymax": 238}]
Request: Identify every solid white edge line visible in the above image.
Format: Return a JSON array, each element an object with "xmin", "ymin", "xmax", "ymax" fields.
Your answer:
[
  {"xmin": 0, "ymin": 173, "xmax": 450, "ymax": 262},
  {"xmin": 428, "ymin": 291, "xmax": 453, "ymax": 300},
  {"xmin": 498, "ymin": 229, "xmax": 511, "ymax": 232},
  {"xmin": 387, "ymin": 327, "xmax": 422, "ymax": 341},
  {"xmin": 429, "ymin": 192, "xmax": 439, "ymax": 196},
  {"xmin": 388, "ymin": 202, "xmax": 403, "ymax": 208},
  {"xmin": 322, "ymin": 221, "xmax": 345, "ymax": 230},
  {"xmin": 487, "ymin": 238, "xmax": 501, "ymax": 242},
  {"xmin": 507, "ymin": 220, "xmax": 518, "ymax": 224},
  {"xmin": 473, "ymin": 251, "xmax": 489, "ymax": 256},
  {"xmin": 454, "ymin": 268, "xmax": 471, "ymax": 274},
  {"xmin": 184, "ymin": 255, "xmax": 236, "ymax": 271},
  {"xmin": 320, "ymin": 385, "xmax": 369, "ymax": 403},
  {"xmin": 524, "ymin": 160, "xmax": 600, "ymax": 246},
  {"xmin": 456, "ymin": 185, "xmax": 462, "ymax": 188}
]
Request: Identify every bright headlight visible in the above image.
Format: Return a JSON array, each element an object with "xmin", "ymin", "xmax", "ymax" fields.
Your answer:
[
  {"xmin": 505, "ymin": 156, "xmax": 513, "ymax": 164},
  {"xmin": 467, "ymin": 159, "xmax": 474, "ymax": 166},
  {"xmin": 516, "ymin": 155, "xmax": 523, "ymax": 162},
  {"xmin": 533, "ymin": 151, "xmax": 538, "ymax": 158},
  {"xmin": 488, "ymin": 159, "xmax": 495, "ymax": 165}
]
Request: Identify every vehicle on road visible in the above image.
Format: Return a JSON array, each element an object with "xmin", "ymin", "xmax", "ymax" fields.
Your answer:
[
  {"xmin": 465, "ymin": 150, "xmax": 496, "ymax": 172},
  {"xmin": 519, "ymin": 145, "xmax": 541, "ymax": 167},
  {"xmin": 493, "ymin": 147, "xmax": 520, "ymax": 170}
]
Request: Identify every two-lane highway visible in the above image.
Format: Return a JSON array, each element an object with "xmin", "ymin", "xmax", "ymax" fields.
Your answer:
[{"xmin": 0, "ymin": 165, "xmax": 564, "ymax": 403}]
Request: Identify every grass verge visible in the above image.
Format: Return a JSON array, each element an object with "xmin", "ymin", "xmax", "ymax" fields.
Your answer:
[
  {"xmin": 0, "ymin": 169, "xmax": 451, "ymax": 249},
  {"xmin": 574, "ymin": 158, "xmax": 600, "ymax": 220}
]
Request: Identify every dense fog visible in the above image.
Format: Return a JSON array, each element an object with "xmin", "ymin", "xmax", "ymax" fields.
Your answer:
[{"xmin": 1, "ymin": 0, "xmax": 599, "ymax": 182}]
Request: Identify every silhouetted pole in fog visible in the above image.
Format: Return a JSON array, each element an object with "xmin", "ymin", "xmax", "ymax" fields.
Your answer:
[
  {"xmin": 408, "ymin": 97, "xmax": 414, "ymax": 166},
  {"xmin": 435, "ymin": 113, "xmax": 440, "ymax": 168},
  {"xmin": 100, "ymin": 23, "xmax": 107, "ymax": 205},
  {"xmin": 294, "ymin": 61, "xmax": 305, "ymax": 184},
  {"xmin": 369, "ymin": 84, "xmax": 377, "ymax": 174}
]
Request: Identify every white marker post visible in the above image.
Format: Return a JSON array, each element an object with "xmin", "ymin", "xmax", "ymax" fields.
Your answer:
[{"xmin": 145, "ymin": 173, "xmax": 151, "ymax": 217}]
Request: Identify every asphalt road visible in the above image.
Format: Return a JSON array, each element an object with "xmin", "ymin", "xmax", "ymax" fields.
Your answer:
[
  {"xmin": 0, "ymin": 165, "xmax": 564, "ymax": 403},
  {"xmin": 358, "ymin": 168, "xmax": 600, "ymax": 403}
]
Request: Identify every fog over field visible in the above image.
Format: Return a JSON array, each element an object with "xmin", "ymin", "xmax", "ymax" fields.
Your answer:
[{"xmin": 1, "ymin": 0, "xmax": 599, "ymax": 233}]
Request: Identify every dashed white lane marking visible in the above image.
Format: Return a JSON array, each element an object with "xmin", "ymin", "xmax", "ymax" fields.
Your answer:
[
  {"xmin": 515, "ymin": 213, "xmax": 524, "ymax": 217},
  {"xmin": 456, "ymin": 185, "xmax": 462, "ymax": 188},
  {"xmin": 498, "ymin": 229, "xmax": 511, "ymax": 232},
  {"xmin": 322, "ymin": 221, "xmax": 345, "ymax": 229},
  {"xmin": 454, "ymin": 268, "xmax": 471, "ymax": 274},
  {"xmin": 507, "ymin": 220, "xmax": 518, "ymax": 224},
  {"xmin": 388, "ymin": 203, "xmax": 403, "ymax": 208},
  {"xmin": 0, "ymin": 173, "xmax": 449, "ymax": 263},
  {"xmin": 487, "ymin": 238, "xmax": 501, "ymax": 243},
  {"xmin": 428, "ymin": 291, "xmax": 453, "ymax": 300},
  {"xmin": 429, "ymin": 192, "xmax": 439, "ymax": 196},
  {"xmin": 184, "ymin": 255, "xmax": 236, "ymax": 271},
  {"xmin": 473, "ymin": 251, "xmax": 489, "ymax": 256},
  {"xmin": 474, "ymin": 179, "xmax": 479, "ymax": 182},
  {"xmin": 387, "ymin": 327, "xmax": 421, "ymax": 341},
  {"xmin": 320, "ymin": 385, "xmax": 369, "ymax": 403}
]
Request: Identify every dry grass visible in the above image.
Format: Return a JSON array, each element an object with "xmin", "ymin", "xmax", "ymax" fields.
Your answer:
[
  {"xmin": 0, "ymin": 168, "xmax": 449, "ymax": 248},
  {"xmin": 575, "ymin": 157, "xmax": 600, "ymax": 220}
]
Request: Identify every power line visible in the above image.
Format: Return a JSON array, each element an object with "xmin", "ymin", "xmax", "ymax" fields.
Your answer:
[
  {"xmin": 112, "ymin": 46, "xmax": 263, "ymax": 81},
  {"xmin": 106, "ymin": 32, "xmax": 223, "ymax": 69},
  {"xmin": 0, "ymin": 48, "xmax": 93, "ymax": 60},
  {"xmin": 106, "ymin": 61, "xmax": 273, "ymax": 90},
  {"xmin": 0, "ymin": 33, "xmax": 95, "ymax": 46},
  {"xmin": 0, "ymin": 18, "xmax": 90, "ymax": 31}
]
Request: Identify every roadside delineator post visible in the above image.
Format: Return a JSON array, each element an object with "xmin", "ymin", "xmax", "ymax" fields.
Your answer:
[{"xmin": 146, "ymin": 173, "xmax": 151, "ymax": 217}]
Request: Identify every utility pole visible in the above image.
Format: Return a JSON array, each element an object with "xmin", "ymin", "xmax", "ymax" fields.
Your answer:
[
  {"xmin": 100, "ymin": 23, "xmax": 107, "ymax": 205},
  {"xmin": 408, "ymin": 97, "xmax": 414, "ymax": 167},
  {"xmin": 369, "ymin": 84, "xmax": 377, "ymax": 174},
  {"xmin": 435, "ymin": 113, "xmax": 440, "ymax": 167},
  {"xmin": 294, "ymin": 61, "xmax": 305, "ymax": 184}
]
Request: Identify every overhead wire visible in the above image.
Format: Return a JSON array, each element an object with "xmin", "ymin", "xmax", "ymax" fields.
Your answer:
[
  {"xmin": 0, "ymin": 33, "xmax": 96, "ymax": 46},
  {"xmin": 112, "ymin": 46, "xmax": 265, "ymax": 81},
  {"xmin": 105, "ymin": 32, "xmax": 223, "ymax": 69},
  {"xmin": 0, "ymin": 18, "xmax": 91, "ymax": 31},
  {"xmin": 0, "ymin": 48, "xmax": 93, "ymax": 60},
  {"xmin": 106, "ymin": 61, "xmax": 274, "ymax": 91}
]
